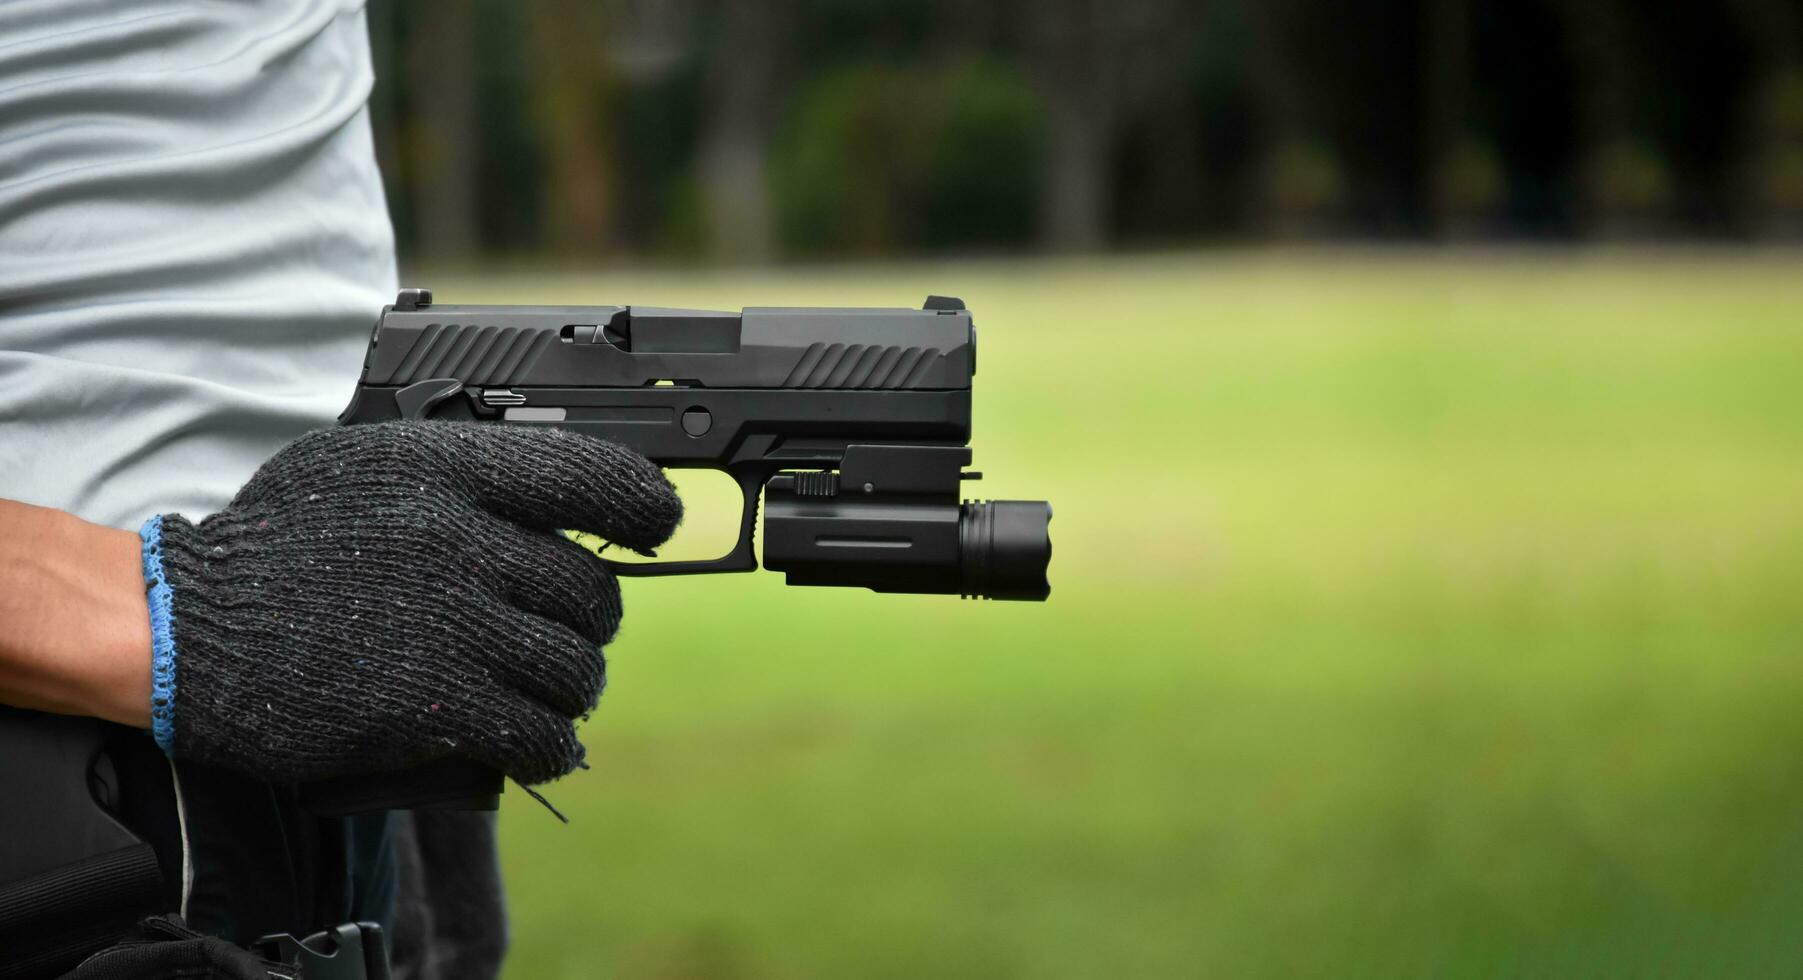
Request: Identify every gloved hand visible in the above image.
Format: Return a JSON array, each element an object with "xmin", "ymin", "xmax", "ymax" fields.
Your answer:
[
  {"xmin": 139, "ymin": 420, "xmax": 681, "ymax": 785},
  {"xmin": 59, "ymin": 914, "xmax": 288, "ymax": 980}
]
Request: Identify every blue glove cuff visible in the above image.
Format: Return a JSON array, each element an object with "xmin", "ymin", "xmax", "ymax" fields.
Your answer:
[{"xmin": 140, "ymin": 515, "xmax": 178, "ymax": 754}]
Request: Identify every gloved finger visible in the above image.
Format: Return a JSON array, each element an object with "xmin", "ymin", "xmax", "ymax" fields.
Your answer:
[
  {"xmin": 462, "ymin": 686, "xmax": 590, "ymax": 786},
  {"xmin": 469, "ymin": 511, "xmax": 623, "ymax": 646},
  {"xmin": 60, "ymin": 914, "xmax": 286, "ymax": 979},
  {"xmin": 450, "ymin": 423, "xmax": 683, "ymax": 552},
  {"xmin": 481, "ymin": 609, "xmax": 609, "ymax": 720}
]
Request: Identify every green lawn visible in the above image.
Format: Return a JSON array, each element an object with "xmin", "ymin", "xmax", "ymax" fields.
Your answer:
[{"xmin": 438, "ymin": 249, "xmax": 1803, "ymax": 978}]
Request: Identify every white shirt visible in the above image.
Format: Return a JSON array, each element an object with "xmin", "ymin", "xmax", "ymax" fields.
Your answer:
[{"xmin": 0, "ymin": 0, "xmax": 398, "ymax": 528}]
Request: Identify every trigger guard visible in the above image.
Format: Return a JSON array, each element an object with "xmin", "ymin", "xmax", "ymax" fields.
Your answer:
[{"xmin": 605, "ymin": 465, "xmax": 768, "ymax": 577}]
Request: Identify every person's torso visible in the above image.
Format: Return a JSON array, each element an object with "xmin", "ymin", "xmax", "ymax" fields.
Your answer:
[
  {"xmin": 0, "ymin": 0, "xmax": 402, "ymax": 962},
  {"xmin": 0, "ymin": 0, "xmax": 398, "ymax": 528}
]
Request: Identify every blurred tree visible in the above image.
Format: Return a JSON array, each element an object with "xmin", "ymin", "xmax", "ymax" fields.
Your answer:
[
  {"xmin": 602, "ymin": 0, "xmax": 704, "ymax": 256},
  {"xmin": 360, "ymin": 0, "xmax": 1802, "ymax": 260},
  {"xmin": 528, "ymin": 0, "xmax": 621, "ymax": 253},
  {"xmin": 1261, "ymin": 138, "xmax": 1346, "ymax": 236},
  {"xmin": 1114, "ymin": 68, "xmax": 1207, "ymax": 242},
  {"xmin": 1423, "ymin": 0, "xmax": 1505, "ymax": 236},
  {"xmin": 1422, "ymin": 0, "xmax": 1467, "ymax": 219},
  {"xmin": 471, "ymin": 2, "xmax": 547, "ymax": 253},
  {"xmin": 1242, "ymin": 0, "xmax": 1347, "ymax": 236},
  {"xmin": 603, "ymin": 0, "xmax": 694, "ymax": 81},
  {"xmin": 772, "ymin": 62, "xmax": 1045, "ymax": 256},
  {"xmin": 1751, "ymin": 70, "xmax": 1803, "ymax": 238},
  {"xmin": 696, "ymin": 0, "xmax": 794, "ymax": 263},
  {"xmin": 614, "ymin": 75, "xmax": 706, "ymax": 257},
  {"xmin": 1557, "ymin": 0, "xmax": 1679, "ymax": 237},
  {"xmin": 1021, "ymin": 0, "xmax": 1201, "ymax": 250},
  {"xmin": 920, "ymin": 62, "xmax": 1048, "ymax": 249},
  {"xmin": 1636, "ymin": 2, "xmax": 1754, "ymax": 234},
  {"xmin": 1470, "ymin": 0, "xmax": 1579, "ymax": 236},
  {"xmin": 1733, "ymin": 0, "xmax": 1803, "ymax": 237},
  {"xmin": 1184, "ymin": 0, "xmax": 1260, "ymax": 232},
  {"xmin": 1585, "ymin": 141, "xmax": 1675, "ymax": 236},
  {"xmin": 404, "ymin": 0, "xmax": 480, "ymax": 259},
  {"xmin": 771, "ymin": 67, "xmax": 916, "ymax": 255},
  {"xmin": 1432, "ymin": 137, "xmax": 1507, "ymax": 237}
]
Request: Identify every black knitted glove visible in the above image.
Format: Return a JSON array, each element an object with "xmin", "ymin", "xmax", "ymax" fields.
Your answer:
[
  {"xmin": 140, "ymin": 420, "xmax": 680, "ymax": 786},
  {"xmin": 60, "ymin": 914, "xmax": 288, "ymax": 979}
]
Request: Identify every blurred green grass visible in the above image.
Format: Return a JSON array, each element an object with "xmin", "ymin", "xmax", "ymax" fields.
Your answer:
[{"xmin": 438, "ymin": 249, "xmax": 1803, "ymax": 978}]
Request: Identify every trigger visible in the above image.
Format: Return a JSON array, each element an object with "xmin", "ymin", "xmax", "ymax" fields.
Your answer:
[{"xmin": 562, "ymin": 529, "xmax": 658, "ymax": 560}]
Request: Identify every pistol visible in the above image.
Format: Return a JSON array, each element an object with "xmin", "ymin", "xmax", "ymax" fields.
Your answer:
[{"xmin": 303, "ymin": 288, "xmax": 1053, "ymax": 815}]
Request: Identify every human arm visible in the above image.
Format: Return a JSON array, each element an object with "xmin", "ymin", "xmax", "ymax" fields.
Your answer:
[
  {"xmin": 0, "ymin": 498, "xmax": 153, "ymax": 728},
  {"xmin": 0, "ymin": 421, "xmax": 681, "ymax": 785}
]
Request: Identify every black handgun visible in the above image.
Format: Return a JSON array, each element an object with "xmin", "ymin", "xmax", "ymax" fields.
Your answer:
[{"xmin": 304, "ymin": 288, "xmax": 1053, "ymax": 814}]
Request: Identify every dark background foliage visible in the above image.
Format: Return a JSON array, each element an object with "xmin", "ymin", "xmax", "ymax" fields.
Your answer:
[{"xmin": 368, "ymin": 0, "xmax": 1803, "ymax": 264}]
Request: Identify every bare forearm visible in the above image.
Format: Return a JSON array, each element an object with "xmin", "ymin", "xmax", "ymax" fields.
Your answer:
[{"xmin": 0, "ymin": 499, "xmax": 151, "ymax": 727}]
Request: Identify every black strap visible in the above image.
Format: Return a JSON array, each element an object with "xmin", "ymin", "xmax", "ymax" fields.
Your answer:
[{"xmin": 0, "ymin": 844, "xmax": 163, "ymax": 980}]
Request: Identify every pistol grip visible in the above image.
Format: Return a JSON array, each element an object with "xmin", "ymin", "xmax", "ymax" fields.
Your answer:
[{"xmin": 298, "ymin": 758, "xmax": 502, "ymax": 817}]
